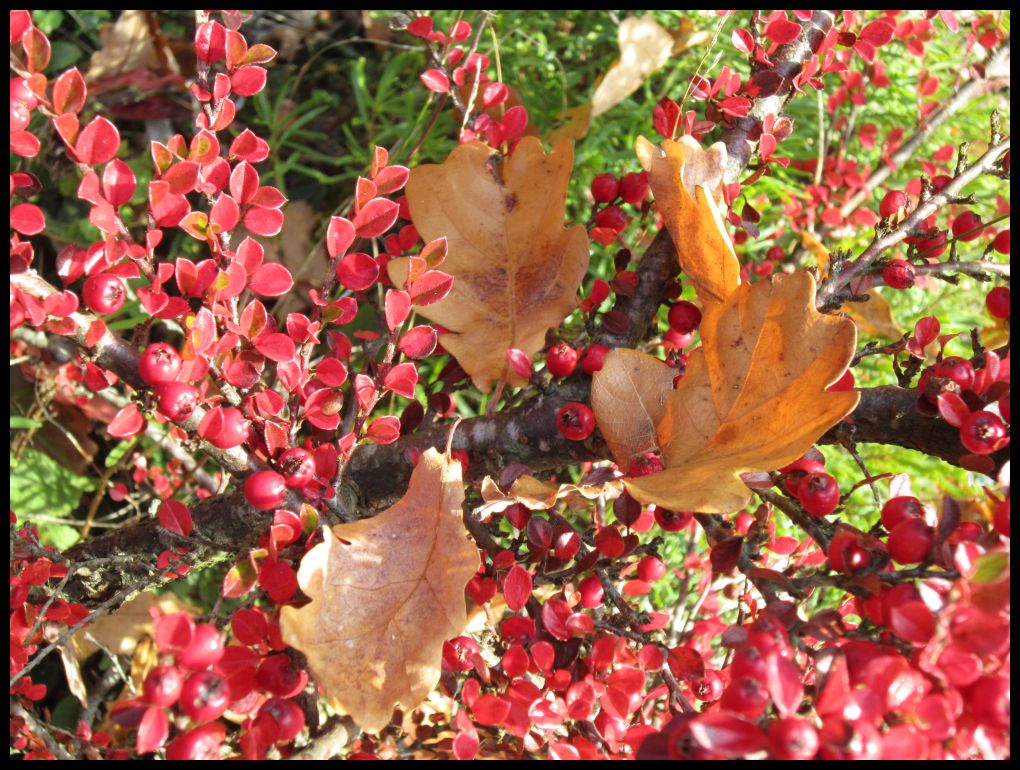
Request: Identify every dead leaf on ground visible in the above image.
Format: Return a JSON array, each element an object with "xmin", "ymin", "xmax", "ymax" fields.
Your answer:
[
  {"xmin": 594, "ymin": 272, "xmax": 858, "ymax": 513},
  {"xmin": 280, "ymin": 448, "xmax": 478, "ymax": 733},
  {"xmin": 592, "ymin": 15, "xmax": 675, "ymax": 118},
  {"xmin": 70, "ymin": 591, "xmax": 197, "ymax": 661},
  {"xmin": 844, "ymin": 289, "xmax": 902, "ymax": 340},
  {"xmin": 590, "ymin": 348, "xmax": 676, "ymax": 468},
  {"xmin": 86, "ymin": 10, "xmax": 180, "ymax": 83},
  {"xmin": 637, "ymin": 135, "xmax": 739, "ymax": 305},
  {"xmin": 389, "ymin": 137, "xmax": 589, "ymax": 391}
]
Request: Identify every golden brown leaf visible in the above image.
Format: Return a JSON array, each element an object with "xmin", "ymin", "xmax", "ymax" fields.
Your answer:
[
  {"xmin": 476, "ymin": 474, "xmax": 621, "ymax": 519},
  {"xmin": 389, "ymin": 138, "xmax": 589, "ymax": 390},
  {"xmin": 71, "ymin": 592, "xmax": 197, "ymax": 661},
  {"xmin": 601, "ymin": 272, "xmax": 859, "ymax": 513},
  {"xmin": 86, "ymin": 10, "xmax": 180, "ymax": 83},
  {"xmin": 590, "ymin": 348, "xmax": 676, "ymax": 468},
  {"xmin": 545, "ymin": 104, "xmax": 593, "ymax": 146},
  {"xmin": 637, "ymin": 135, "xmax": 740, "ymax": 304},
  {"xmin": 844, "ymin": 290, "xmax": 902, "ymax": 340},
  {"xmin": 592, "ymin": 15, "xmax": 675, "ymax": 118},
  {"xmin": 279, "ymin": 448, "xmax": 477, "ymax": 733}
]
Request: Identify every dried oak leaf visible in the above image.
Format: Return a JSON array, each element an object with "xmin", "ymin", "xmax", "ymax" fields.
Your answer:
[
  {"xmin": 637, "ymin": 135, "xmax": 739, "ymax": 304},
  {"xmin": 590, "ymin": 347, "xmax": 676, "ymax": 468},
  {"xmin": 389, "ymin": 137, "xmax": 589, "ymax": 391},
  {"xmin": 594, "ymin": 272, "xmax": 858, "ymax": 513},
  {"xmin": 844, "ymin": 290, "xmax": 902, "ymax": 340},
  {"xmin": 592, "ymin": 15, "xmax": 675, "ymax": 118},
  {"xmin": 279, "ymin": 448, "xmax": 477, "ymax": 733},
  {"xmin": 476, "ymin": 473, "xmax": 621, "ymax": 519}
]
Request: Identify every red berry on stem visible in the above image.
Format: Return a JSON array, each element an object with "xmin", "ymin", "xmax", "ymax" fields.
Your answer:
[
  {"xmin": 198, "ymin": 406, "xmax": 249, "ymax": 449},
  {"xmin": 165, "ymin": 723, "xmax": 226, "ymax": 761},
  {"xmin": 667, "ymin": 300, "xmax": 702, "ymax": 335},
  {"xmin": 143, "ymin": 665, "xmax": 184, "ymax": 707},
  {"xmin": 619, "ymin": 171, "xmax": 649, "ymax": 205},
  {"xmin": 883, "ymin": 258, "xmax": 915, "ymax": 289},
  {"xmin": 879, "ymin": 190, "xmax": 908, "ymax": 219},
  {"xmin": 278, "ymin": 447, "xmax": 316, "ymax": 488},
  {"xmin": 766, "ymin": 245, "xmax": 785, "ymax": 261},
  {"xmin": 881, "ymin": 495, "xmax": 924, "ymax": 531},
  {"xmin": 959, "ymin": 410, "xmax": 1009, "ymax": 454},
  {"xmin": 244, "ymin": 470, "xmax": 287, "ymax": 510},
  {"xmin": 933, "ymin": 356, "xmax": 975, "ymax": 391},
  {"xmin": 637, "ymin": 555, "xmax": 666, "ymax": 582},
  {"xmin": 556, "ymin": 402, "xmax": 595, "ymax": 441},
  {"xmin": 578, "ymin": 574, "xmax": 604, "ymax": 608},
  {"xmin": 887, "ymin": 518, "xmax": 934, "ymax": 564},
  {"xmin": 769, "ymin": 717, "xmax": 820, "ymax": 760},
  {"xmin": 590, "ymin": 173, "xmax": 620, "ymax": 203},
  {"xmin": 83, "ymin": 273, "xmax": 127, "ymax": 315},
  {"xmin": 580, "ymin": 344, "xmax": 609, "ymax": 374},
  {"xmin": 951, "ymin": 211, "xmax": 982, "ymax": 241},
  {"xmin": 155, "ymin": 382, "xmax": 199, "ymax": 422},
  {"xmin": 594, "ymin": 205, "xmax": 629, "ymax": 231},
  {"xmin": 138, "ymin": 342, "xmax": 183, "ymax": 386},
  {"xmin": 992, "ymin": 229, "xmax": 1009, "ymax": 254},
  {"xmin": 178, "ymin": 623, "xmax": 224, "ymax": 670},
  {"xmin": 985, "ymin": 286, "xmax": 1010, "ymax": 319},
  {"xmin": 179, "ymin": 670, "xmax": 230, "ymax": 722},
  {"xmin": 545, "ymin": 343, "xmax": 579, "ymax": 378},
  {"xmin": 797, "ymin": 472, "xmax": 840, "ymax": 516},
  {"xmin": 654, "ymin": 507, "xmax": 691, "ymax": 532}
]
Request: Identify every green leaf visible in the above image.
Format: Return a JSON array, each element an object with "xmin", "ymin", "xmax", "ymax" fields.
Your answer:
[
  {"xmin": 972, "ymin": 550, "xmax": 1009, "ymax": 584},
  {"xmin": 10, "ymin": 448, "xmax": 95, "ymax": 529},
  {"xmin": 10, "ymin": 416, "xmax": 43, "ymax": 430}
]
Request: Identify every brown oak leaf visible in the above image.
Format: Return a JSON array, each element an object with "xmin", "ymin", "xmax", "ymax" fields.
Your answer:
[
  {"xmin": 637, "ymin": 135, "xmax": 739, "ymax": 304},
  {"xmin": 389, "ymin": 137, "xmax": 589, "ymax": 391},
  {"xmin": 593, "ymin": 272, "xmax": 858, "ymax": 513},
  {"xmin": 279, "ymin": 448, "xmax": 477, "ymax": 733}
]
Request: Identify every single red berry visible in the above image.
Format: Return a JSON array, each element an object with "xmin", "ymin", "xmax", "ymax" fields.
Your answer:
[
  {"xmin": 143, "ymin": 665, "xmax": 184, "ymax": 707},
  {"xmin": 82, "ymin": 273, "xmax": 127, "ymax": 315},
  {"xmin": 637, "ymin": 555, "xmax": 666, "ymax": 582},
  {"xmin": 578, "ymin": 574, "xmax": 604, "ymax": 608},
  {"xmin": 580, "ymin": 344, "xmax": 609, "ymax": 374},
  {"xmin": 959, "ymin": 410, "xmax": 1009, "ymax": 454},
  {"xmin": 992, "ymin": 228, "xmax": 1010, "ymax": 255},
  {"xmin": 155, "ymin": 382, "xmax": 200, "ymax": 422},
  {"xmin": 985, "ymin": 286, "xmax": 1010, "ymax": 319},
  {"xmin": 628, "ymin": 452, "xmax": 664, "ymax": 477},
  {"xmin": 165, "ymin": 724, "xmax": 226, "ymax": 761},
  {"xmin": 177, "ymin": 623, "xmax": 225, "ymax": 670},
  {"xmin": 590, "ymin": 173, "xmax": 620, "ymax": 203},
  {"xmin": 915, "ymin": 230, "xmax": 948, "ymax": 258},
  {"xmin": 278, "ymin": 447, "xmax": 316, "ymax": 489},
  {"xmin": 556, "ymin": 402, "xmax": 595, "ymax": 441},
  {"xmin": 244, "ymin": 470, "xmax": 287, "ymax": 510},
  {"xmin": 769, "ymin": 717, "xmax": 820, "ymax": 760},
  {"xmin": 619, "ymin": 171, "xmax": 649, "ymax": 205},
  {"xmin": 654, "ymin": 507, "xmax": 691, "ymax": 532},
  {"xmin": 691, "ymin": 669, "xmax": 724, "ymax": 702},
  {"xmin": 879, "ymin": 190, "xmax": 908, "ymax": 219},
  {"xmin": 882, "ymin": 258, "xmax": 915, "ymax": 289},
  {"xmin": 720, "ymin": 676, "xmax": 770, "ymax": 718},
  {"xmin": 594, "ymin": 205, "xmax": 630, "ymax": 231},
  {"xmin": 545, "ymin": 343, "xmax": 579, "ymax": 378},
  {"xmin": 881, "ymin": 495, "xmax": 924, "ymax": 531},
  {"xmin": 951, "ymin": 210, "xmax": 982, "ymax": 241},
  {"xmin": 766, "ymin": 245, "xmax": 785, "ymax": 261},
  {"xmin": 198, "ymin": 406, "xmax": 249, "ymax": 449},
  {"xmin": 780, "ymin": 457, "xmax": 826, "ymax": 495},
  {"xmin": 253, "ymin": 697, "xmax": 305, "ymax": 743},
  {"xmin": 256, "ymin": 654, "xmax": 308, "ymax": 698},
  {"xmin": 887, "ymin": 518, "xmax": 934, "ymax": 564},
  {"xmin": 139, "ymin": 342, "xmax": 183, "ymax": 386},
  {"xmin": 797, "ymin": 472, "xmax": 840, "ymax": 516},
  {"xmin": 667, "ymin": 300, "xmax": 702, "ymax": 335},
  {"xmin": 179, "ymin": 670, "xmax": 230, "ymax": 723},
  {"xmin": 828, "ymin": 530, "xmax": 870, "ymax": 575},
  {"xmin": 933, "ymin": 356, "xmax": 975, "ymax": 391}
]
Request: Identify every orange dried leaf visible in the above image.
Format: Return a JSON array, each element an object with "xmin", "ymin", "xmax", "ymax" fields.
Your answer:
[
  {"xmin": 614, "ymin": 272, "xmax": 858, "ymax": 513},
  {"xmin": 592, "ymin": 15, "xmax": 675, "ymax": 118},
  {"xmin": 591, "ymin": 348, "xmax": 676, "ymax": 467},
  {"xmin": 279, "ymin": 448, "xmax": 477, "ymax": 733},
  {"xmin": 637, "ymin": 135, "xmax": 739, "ymax": 304},
  {"xmin": 389, "ymin": 137, "xmax": 589, "ymax": 391},
  {"xmin": 844, "ymin": 290, "xmax": 902, "ymax": 340}
]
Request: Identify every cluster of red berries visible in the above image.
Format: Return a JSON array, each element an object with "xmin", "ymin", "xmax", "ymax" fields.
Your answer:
[
  {"xmin": 588, "ymin": 172, "xmax": 649, "ymax": 246},
  {"xmin": 781, "ymin": 455, "xmax": 840, "ymax": 517}
]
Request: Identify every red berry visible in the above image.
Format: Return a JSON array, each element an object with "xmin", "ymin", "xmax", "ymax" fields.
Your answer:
[
  {"xmin": 881, "ymin": 496, "xmax": 924, "ymax": 531},
  {"xmin": 769, "ymin": 717, "xmax": 820, "ymax": 760},
  {"xmin": 244, "ymin": 470, "xmax": 287, "ymax": 510},
  {"xmin": 985, "ymin": 286, "xmax": 1010, "ymax": 319},
  {"xmin": 252, "ymin": 697, "xmax": 305, "ymax": 743},
  {"xmin": 143, "ymin": 665, "xmax": 184, "ymax": 707},
  {"xmin": 959, "ymin": 410, "xmax": 1009, "ymax": 454},
  {"xmin": 82, "ymin": 273, "xmax": 127, "ymax": 315},
  {"xmin": 580, "ymin": 344, "xmax": 609, "ymax": 374},
  {"xmin": 256, "ymin": 654, "xmax": 309, "ymax": 698},
  {"xmin": 887, "ymin": 518, "xmax": 934, "ymax": 564},
  {"xmin": 691, "ymin": 669, "xmax": 723, "ymax": 702},
  {"xmin": 933, "ymin": 356, "xmax": 975, "ymax": 391},
  {"xmin": 556, "ymin": 402, "xmax": 595, "ymax": 441},
  {"xmin": 654, "ymin": 507, "xmax": 691, "ymax": 532},
  {"xmin": 619, "ymin": 171, "xmax": 649, "ymax": 205},
  {"xmin": 178, "ymin": 623, "xmax": 225, "ymax": 670},
  {"xmin": 780, "ymin": 457, "xmax": 826, "ymax": 495},
  {"xmin": 545, "ymin": 343, "xmax": 579, "ymax": 378},
  {"xmin": 720, "ymin": 675, "xmax": 770, "ymax": 718},
  {"xmin": 594, "ymin": 205, "xmax": 630, "ymax": 231},
  {"xmin": 138, "ymin": 342, "xmax": 183, "ymax": 386},
  {"xmin": 828, "ymin": 530, "xmax": 870, "ymax": 575},
  {"xmin": 198, "ymin": 406, "xmax": 249, "ymax": 449},
  {"xmin": 667, "ymin": 300, "xmax": 702, "ymax": 335},
  {"xmin": 915, "ymin": 230, "xmax": 948, "ymax": 258},
  {"xmin": 278, "ymin": 447, "xmax": 316, "ymax": 489},
  {"xmin": 628, "ymin": 452, "xmax": 664, "ymax": 477},
  {"xmin": 165, "ymin": 724, "xmax": 226, "ymax": 761},
  {"xmin": 766, "ymin": 245, "xmax": 785, "ymax": 261},
  {"xmin": 951, "ymin": 211, "xmax": 982, "ymax": 241},
  {"xmin": 179, "ymin": 670, "xmax": 230, "ymax": 722},
  {"xmin": 882, "ymin": 258, "xmax": 915, "ymax": 289},
  {"xmin": 591, "ymin": 173, "xmax": 620, "ymax": 203},
  {"xmin": 993, "ymin": 498, "xmax": 1009, "ymax": 537},
  {"xmin": 797, "ymin": 472, "xmax": 840, "ymax": 516},
  {"xmin": 879, "ymin": 190, "xmax": 908, "ymax": 219},
  {"xmin": 155, "ymin": 382, "xmax": 200, "ymax": 422},
  {"xmin": 637, "ymin": 555, "xmax": 666, "ymax": 582},
  {"xmin": 578, "ymin": 574, "xmax": 604, "ymax": 608},
  {"xmin": 992, "ymin": 228, "xmax": 1010, "ymax": 254}
]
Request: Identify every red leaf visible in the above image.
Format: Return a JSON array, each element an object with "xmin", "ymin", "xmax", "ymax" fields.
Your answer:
[
  {"xmin": 764, "ymin": 18, "xmax": 802, "ymax": 44},
  {"xmin": 409, "ymin": 270, "xmax": 454, "ymax": 306},
  {"xmin": 10, "ymin": 203, "xmax": 45, "ymax": 235},
  {"xmin": 231, "ymin": 65, "xmax": 268, "ymax": 96},
  {"xmin": 336, "ymin": 252, "xmax": 380, "ymax": 291},
  {"xmin": 420, "ymin": 68, "xmax": 450, "ymax": 93},
  {"xmin": 936, "ymin": 392, "xmax": 970, "ymax": 428},
  {"xmin": 365, "ymin": 415, "xmax": 401, "ymax": 444},
  {"xmin": 248, "ymin": 263, "xmax": 294, "ymax": 296},
  {"xmin": 242, "ymin": 206, "xmax": 284, "ymax": 237},
  {"xmin": 501, "ymin": 105, "xmax": 529, "ymax": 141},
  {"xmin": 109, "ymin": 404, "xmax": 145, "ymax": 439},
  {"xmin": 503, "ymin": 565, "xmax": 533, "ymax": 612},
  {"xmin": 210, "ymin": 194, "xmax": 240, "ymax": 232},
  {"xmin": 384, "ymin": 289, "xmax": 412, "ymax": 331},
  {"xmin": 75, "ymin": 116, "xmax": 121, "ymax": 165},
  {"xmin": 52, "ymin": 67, "xmax": 87, "ymax": 115},
  {"xmin": 254, "ymin": 332, "xmax": 296, "ymax": 363},
  {"xmin": 195, "ymin": 20, "xmax": 227, "ymax": 62},
  {"xmin": 163, "ymin": 161, "xmax": 200, "ymax": 195},
  {"xmin": 383, "ymin": 362, "xmax": 418, "ymax": 398},
  {"xmin": 158, "ymin": 500, "xmax": 194, "ymax": 537},
  {"xmin": 316, "ymin": 358, "xmax": 348, "ymax": 387},
  {"xmin": 353, "ymin": 197, "xmax": 399, "ymax": 239},
  {"xmin": 889, "ymin": 600, "xmax": 935, "ymax": 644},
  {"xmin": 374, "ymin": 165, "xmax": 410, "ymax": 195},
  {"xmin": 229, "ymin": 161, "xmax": 259, "ymax": 204},
  {"xmin": 766, "ymin": 654, "xmax": 804, "ymax": 717},
  {"xmin": 137, "ymin": 706, "xmax": 170, "ymax": 755},
  {"xmin": 667, "ymin": 646, "xmax": 705, "ymax": 681},
  {"xmin": 472, "ymin": 694, "xmax": 510, "ymax": 727},
  {"xmin": 43, "ymin": 290, "xmax": 79, "ymax": 318},
  {"xmin": 859, "ymin": 19, "xmax": 895, "ymax": 46},
  {"xmin": 710, "ymin": 536, "xmax": 744, "ymax": 574},
  {"xmin": 102, "ymin": 159, "xmax": 136, "ymax": 207},
  {"xmin": 506, "ymin": 348, "xmax": 532, "ymax": 380},
  {"xmin": 398, "ymin": 325, "xmax": 438, "ymax": 359},
  {"xmin": 327, "ymin": 216, "xmax": 356, "ymax": 258},
  {"xmin": 688, "ymin": 711, "xmax": 765, "ymax": 757},
  {"xmin": 304, "ymin": 388, "xmax": 343, "ymax": 431},
  {"xmin": 259, "ymin": 560, "xmax": 298, "ymax": 604}
]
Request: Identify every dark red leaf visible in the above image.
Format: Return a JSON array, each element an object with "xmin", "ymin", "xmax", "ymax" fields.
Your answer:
[
  {"xmin": 158, "ymin": 500, "xmax": 194, "ymax": 537},
  {"xmin": 503, "ymin": 564, "xmax": 533, "ymax": 612}
]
